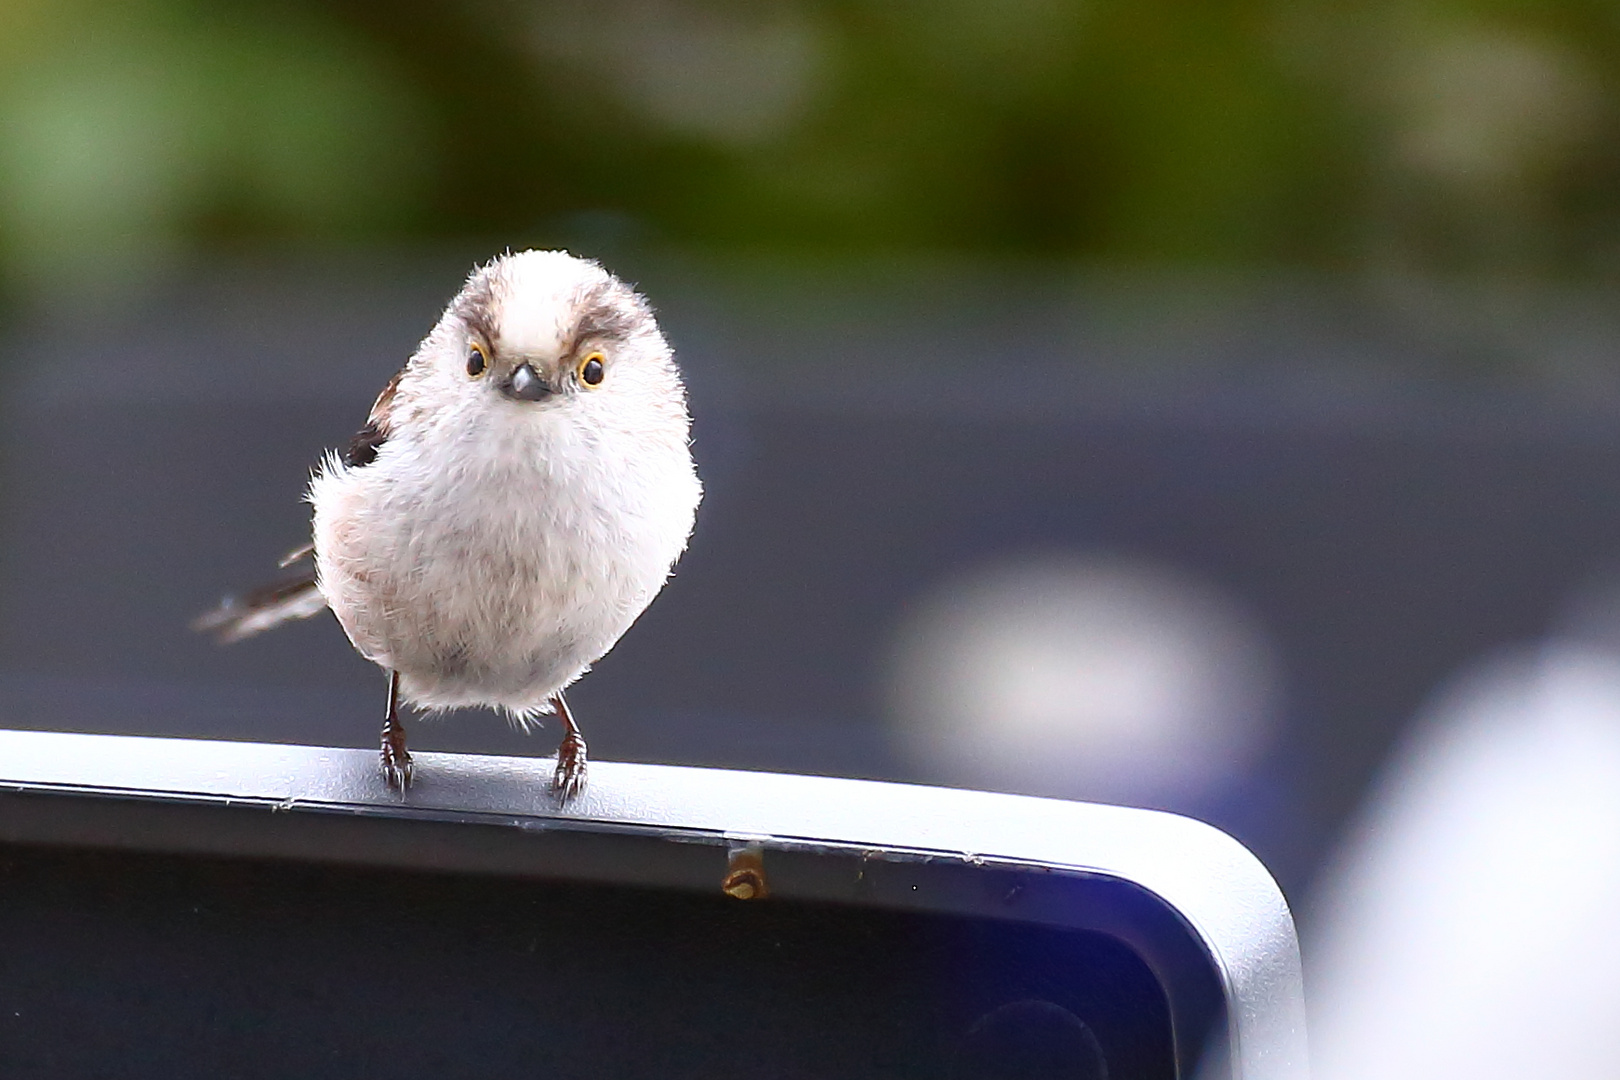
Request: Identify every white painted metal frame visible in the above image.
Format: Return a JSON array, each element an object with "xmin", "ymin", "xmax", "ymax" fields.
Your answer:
[{"xmin": 0, "ymin": 728, "xmax": 1307, "ymax": 1079}]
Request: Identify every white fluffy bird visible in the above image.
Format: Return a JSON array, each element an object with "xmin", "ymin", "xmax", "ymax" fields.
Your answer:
[{"xmin": 198, "ymin": 250, "xmax": 703, "ymax": 799}]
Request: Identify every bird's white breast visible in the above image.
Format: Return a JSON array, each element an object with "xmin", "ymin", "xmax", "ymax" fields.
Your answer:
[{"xmin": 310, "ymin": 395, "xmax": 700, "ymax": 718}]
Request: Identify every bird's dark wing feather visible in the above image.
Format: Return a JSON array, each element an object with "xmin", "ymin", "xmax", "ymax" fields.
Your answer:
[
  {"xmin": 193, "ymin": 573, "xmax": 325, "ymax": 643},
  {"xmin": 342, "ymin": 367, "xmax": 404, "ymax": 468},
  {"xmin": 343, "ymin": 421, "xmax": 387, "ymax": 468},
  {"xmin": 194, "ymin": 367, "xmax": 406, "ymax": 642},
  {"xmin": 278, "ymin": 541, "xmax": 314, "ymax": 568},
  {"xmin": 196, "ymin": 366, "xmax": 409, "ymax": 641}
]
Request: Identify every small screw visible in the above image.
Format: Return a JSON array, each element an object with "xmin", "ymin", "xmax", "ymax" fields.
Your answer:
[{"xmin": 722, "ymin": 845, "xmax": 769, "ymax": 900}]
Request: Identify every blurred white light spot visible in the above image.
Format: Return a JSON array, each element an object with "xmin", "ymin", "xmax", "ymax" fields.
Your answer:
[
  {"xmin": 1308, "ymin": 642, "xmax": 1620, "ymax": 1080},
  {"xmin": 1390, "ymin": 27, "xmax": 1598, "ymax": 195},
  {"xmin": 887, "ymin": 554, "xmax": 1280, "ymax": 805}
]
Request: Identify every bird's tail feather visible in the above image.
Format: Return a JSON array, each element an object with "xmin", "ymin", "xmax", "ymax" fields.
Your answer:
[{"xmin": 193, "ymin": 574, "xmax": 328, "ymax": 643}]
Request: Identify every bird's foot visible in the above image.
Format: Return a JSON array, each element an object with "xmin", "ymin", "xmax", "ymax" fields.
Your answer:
[
  {"xmin": 552, "ymin": 732, "xmax": 588, "ymax": 803},
  {"xmin": 380, "ymin": 723, "xmax": 413, "ymax": 791}
]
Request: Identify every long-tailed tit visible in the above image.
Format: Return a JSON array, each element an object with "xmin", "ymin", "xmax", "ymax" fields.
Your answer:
[{"xmin": 198, "ymin": 250, "xmax": 702, "ymax": 800}]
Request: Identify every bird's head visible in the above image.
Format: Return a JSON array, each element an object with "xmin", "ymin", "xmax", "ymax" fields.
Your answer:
[{"xmin": 407, "ymin": 250, "xmax": 688, "ymax": 439}]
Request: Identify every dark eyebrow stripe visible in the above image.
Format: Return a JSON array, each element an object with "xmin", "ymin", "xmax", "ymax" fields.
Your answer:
[
  {"xmin": 570, "ymin": 281, "xmax": 645, "ymax": 348},
  {"xmin": 452, "ymin": 268, "xmax": 500, "ymax": 343}
]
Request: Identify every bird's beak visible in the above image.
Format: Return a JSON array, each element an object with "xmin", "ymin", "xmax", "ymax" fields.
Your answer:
[{"xmin": 505, "ymin": 363, "xmax": 552, "ymax": 402}]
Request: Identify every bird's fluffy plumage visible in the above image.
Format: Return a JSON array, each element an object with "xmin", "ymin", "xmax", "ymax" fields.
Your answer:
[
  {"xmin": 201, "ymin": 250, "xmax": 701, "ymax": 749},
  {"xmin": 309, "ymin": 250, "xmax": 702, "ymax": 721}
]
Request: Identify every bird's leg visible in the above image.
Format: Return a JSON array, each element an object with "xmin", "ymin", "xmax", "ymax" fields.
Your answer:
[
  {"xmin": 550, "ymin": 691, "xmax": 588, "ymax": 801},
  {"xmin": 379, "ymin": 669, "xmax": 413, "ymax": 791}
]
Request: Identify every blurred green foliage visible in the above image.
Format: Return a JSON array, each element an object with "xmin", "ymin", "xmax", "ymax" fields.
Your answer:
[{"xmin": 2, "ymin": 0, "xmax": 1620, "ymax": 295}]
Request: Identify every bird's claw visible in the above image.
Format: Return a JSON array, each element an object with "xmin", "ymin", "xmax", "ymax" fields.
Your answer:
[
  {"xmin": 381, "ymin": 754, "xmax": 413, "ymax": 791},
  {"xmin": 552, "ymin": 733, "xmax": 588, "ymax": 803},
  {"xmin": 380, "ymin": 728, "xmax": 413, "ymax": 792}
]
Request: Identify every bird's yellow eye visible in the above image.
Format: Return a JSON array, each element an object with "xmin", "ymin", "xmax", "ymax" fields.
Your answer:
[
  {"xmin": 466, "ymin": 342, "xmax": 489, "ymax": 378},
  {"xmin": 578, "ymin": 352, "xmax": 605, "ymax": 388}
]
